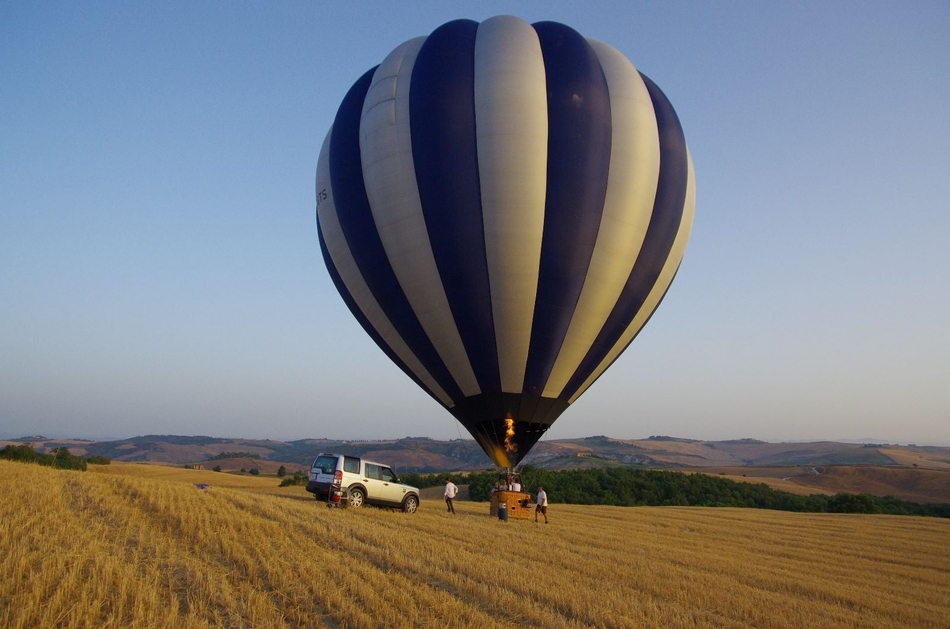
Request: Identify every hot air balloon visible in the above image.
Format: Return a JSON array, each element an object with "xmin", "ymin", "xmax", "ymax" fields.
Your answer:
[{"xmin": 316, "ymin": 16, "xmax": 695, "ymax": 469}]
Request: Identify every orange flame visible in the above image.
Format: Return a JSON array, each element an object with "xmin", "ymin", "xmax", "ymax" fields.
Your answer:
[{"xmin": 504, "ymin": 418, "xmax": 517, "ymax": 453}]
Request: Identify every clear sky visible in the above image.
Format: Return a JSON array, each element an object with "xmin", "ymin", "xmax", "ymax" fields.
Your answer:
[{"xmin": 2, "ymin": 1, "xmax": 948, "ymax": 445}]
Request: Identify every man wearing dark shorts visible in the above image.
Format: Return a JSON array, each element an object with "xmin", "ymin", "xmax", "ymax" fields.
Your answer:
[
  {"xmin": 535, "ymin": 485, "xmax": 548, "ymax": 523},
  {"xmin": 444, "ymin": 477, "xmax": 458, "ymax": 514}
]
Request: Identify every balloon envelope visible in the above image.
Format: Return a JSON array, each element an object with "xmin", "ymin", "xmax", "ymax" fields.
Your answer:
[{"xmin": 316, "ymin": 16, "xmax": 695, "ymax": 468}]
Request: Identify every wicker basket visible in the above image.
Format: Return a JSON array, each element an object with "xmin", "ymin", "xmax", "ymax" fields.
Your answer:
[{"xmin": 490, "ymin": 490, "xmax": 532, "ymax": 520}]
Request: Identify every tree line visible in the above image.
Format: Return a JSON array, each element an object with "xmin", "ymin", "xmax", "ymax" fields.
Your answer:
[
  {"xmin": 406, "ymin": 466, "xmax": 950, "ymax": 518},
  {"xmin": 0, "ymin": 444, "xmax": 110, "ymax": 471},
  {"xmin": 207, "ymin": 451, "xmax": 261, "ymax": 461}
]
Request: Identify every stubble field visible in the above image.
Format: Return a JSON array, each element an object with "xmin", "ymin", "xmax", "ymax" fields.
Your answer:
[{"xmin": 2, "ymin": 460, "xmax": 948, "ymax": 628}]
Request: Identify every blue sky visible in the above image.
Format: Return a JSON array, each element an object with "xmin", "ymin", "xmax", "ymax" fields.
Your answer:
[{"xmin": 2, "ymin": 1, "xmax": 948, "ymax": 444}]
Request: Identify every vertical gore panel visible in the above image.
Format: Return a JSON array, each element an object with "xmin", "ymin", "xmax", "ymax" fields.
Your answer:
[
  {"xmin": 359, "ymin": 38, "xmax": 482, "ymax": 398},
  {"xmin": 541, "ymin": 39, "xmax": 660, "ymax": 398},
  {"xmin": 561, "ymin": 72, "xmax": 689, "ymax": 401},
  {"xmin": 566, "ymin": 147, "xmax": 695, "ymax": 404},
  {"xmin": 474, "ymin": 15, "xmax": 548, "ymax": 395},
  {"xmin": 319, "ymin": 126, "xmax": 454, "ymax": 408},
  {"xmin": 522, "ymin": 21, "xmax": 612, "ymax": 397},
  {"xmin": 410, "ymin": 19, "xmax": 501, "ymax": 394},
  {"xmin": 330, "ymin": 67, "xmax": 464, "ymax": 402}
]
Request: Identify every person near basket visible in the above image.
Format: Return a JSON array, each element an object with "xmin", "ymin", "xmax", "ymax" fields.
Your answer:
[
  {"xmin": 444, "ymin": 477, "xmax": 459, "ymax": 514},
  {"xmin": 535, "ymin": 485, "xmax": 549, "ymax": 524}
]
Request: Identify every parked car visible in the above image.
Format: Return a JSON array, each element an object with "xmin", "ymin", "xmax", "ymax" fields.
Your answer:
[{"xmin": 305, "ymin": 453, "xmax": 420, "ymax": 513}]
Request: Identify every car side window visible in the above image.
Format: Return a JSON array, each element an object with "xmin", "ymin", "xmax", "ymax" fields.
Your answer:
[
  {"xmin": 381, "ymin": 467, "xmax": 396, "ymax": 482},
  {"xmin": 343, "ymin": 456, "xmax": 360, "ymax": 474},
  {"xmin": 364, "ymin": 463, "xmax": 380, "ymax": 480}
]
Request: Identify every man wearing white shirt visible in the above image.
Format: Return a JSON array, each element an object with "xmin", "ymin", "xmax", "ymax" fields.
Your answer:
[
  {"xmin": 444, "ymin": 478, "xmax": 459, "ymax": 514},
  {"xmin": 535, "ymin": 486, "xmax": 548, "ymax": 524}
]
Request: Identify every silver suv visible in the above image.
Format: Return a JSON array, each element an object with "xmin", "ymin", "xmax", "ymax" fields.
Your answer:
[{"xmin": 305, "ymin": 453, "xmax": 420, "ymax": 513}]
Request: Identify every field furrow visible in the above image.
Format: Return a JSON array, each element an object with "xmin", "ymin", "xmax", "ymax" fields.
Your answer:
[{"xmin": 2, "ymin": 461, "xmax": 948, "ymax": 628}]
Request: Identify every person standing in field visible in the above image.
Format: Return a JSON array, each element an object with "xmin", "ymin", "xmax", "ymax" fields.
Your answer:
[
  {"xmin": 535, "ymin": 485, "xmax": 548, "ymax": 524},
  {"xmin": 444, "ymin": 477, "xmax": 459, "ymax": 514}
]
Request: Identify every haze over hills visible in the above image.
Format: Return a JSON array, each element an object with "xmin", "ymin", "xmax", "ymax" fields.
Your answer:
[
  {"xmin": 6, "ymin": 433, "xmax": 949, "ymax": 471},
  {"xmin": 5, "ymin": 434, "xmax": 950, "ymax": 505}
]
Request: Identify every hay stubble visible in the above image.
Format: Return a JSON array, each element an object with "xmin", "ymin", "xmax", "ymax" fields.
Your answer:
[{"xmin": 2, "ymin": 461, "xmax": 947, "ymax": 628}]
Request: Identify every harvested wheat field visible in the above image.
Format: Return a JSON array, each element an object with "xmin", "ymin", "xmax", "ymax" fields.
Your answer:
[{"xmin": 2, "ymin": 460, "xmax": 948, "ymax": 628}]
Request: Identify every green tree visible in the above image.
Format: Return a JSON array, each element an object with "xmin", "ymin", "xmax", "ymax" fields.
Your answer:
[
  {"xmin": 277, "ymin": 465, "xmax": 287, "ymax": 477},
  {"xmin": 0, "ymin": 444, "xmax": 42, "ymax": 463},
  {"xmin": 828, "ymin": 493, "xmax": 882, "ymax": 514},
  {"xmin": 52, "ymin": 447, "xmax": 87, "ymax": 471}
]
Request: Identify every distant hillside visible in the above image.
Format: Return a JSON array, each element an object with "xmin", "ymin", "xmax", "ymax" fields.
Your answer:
[
  {"xmin": 0, "ymin": 435, "xmax": 491, "ymax": 472},
  {"xmin": 5, "ymin": 434, "xmax": 948, "ymax": 503},
  {"xmin": 790, "ymin": 465, "xmax": 950, "ymax": 504},
  {"xmin": 4, "ymin": 434, "xmax": 948, "ymax": 474},
  {"xmin": 522, "ymin": 437, "xmax": 936, "ymax": 468}
]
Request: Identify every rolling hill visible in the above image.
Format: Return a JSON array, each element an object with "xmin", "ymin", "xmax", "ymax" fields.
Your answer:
[{"xmin": 5, "ymin": 434, "xmax": 949, "ymax": 503}]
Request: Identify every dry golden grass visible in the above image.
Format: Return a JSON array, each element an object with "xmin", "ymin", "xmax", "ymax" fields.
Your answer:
[
  {"xmin": 89, "ymin": 460, "xmax": 282, "ymax": 488},
  {"xmin": 878, "ymin": 448, "xmax": 950, "ymax": 470},
  {"xmin": 677, "ymin": 467, "xmax": 834, "ymax": 497},
  {"xmin": 2, "ymin": 460, "xmax": 948, "ymax": 628},
  {"xmin": 791, "ymin": 465, "xmax": 950, "ymax": 504}
]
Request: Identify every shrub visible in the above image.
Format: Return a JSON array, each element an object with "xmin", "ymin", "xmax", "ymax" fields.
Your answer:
[{"xmin": 278, "ymin": 470, "xmax": 307, "ymax": 487}]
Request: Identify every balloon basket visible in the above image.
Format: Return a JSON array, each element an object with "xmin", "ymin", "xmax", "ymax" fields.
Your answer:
[{"xmin": 490, "ymin": 490, "xmax": 531, "ymax": 520}]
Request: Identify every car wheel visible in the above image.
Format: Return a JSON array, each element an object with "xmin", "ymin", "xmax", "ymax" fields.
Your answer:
[
  {"xmin": 348, "ymin": 487, "xmax": 365, "ymax": 508},
  {"xmin": 402, "ymin": 495, "xmax": 419, "ymax": 513}
]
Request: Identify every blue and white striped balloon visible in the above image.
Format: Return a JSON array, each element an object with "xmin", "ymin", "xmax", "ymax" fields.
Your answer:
[{"xmin": 316, "ymin": 16, "xmax": 695, "ymax": 468}]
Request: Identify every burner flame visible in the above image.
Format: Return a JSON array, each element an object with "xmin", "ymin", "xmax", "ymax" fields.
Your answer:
[{"xmin": 504, "ymin": 418, "xmax": 517, "ymax": 453}]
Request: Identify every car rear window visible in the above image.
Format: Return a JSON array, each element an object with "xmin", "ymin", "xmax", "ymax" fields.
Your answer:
[
  {"xmin": 313, "ymin": 455, "xmax": 337, "ymax": 475},
  {"xmin": 343, "ymin": 456, "xmax": 360, "ymax": 474}
]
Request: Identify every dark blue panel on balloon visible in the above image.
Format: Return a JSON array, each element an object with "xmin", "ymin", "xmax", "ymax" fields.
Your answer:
[
  {"xmin": 561, "ymin": 73, "xmax": 688, "ymax": 401},
  {"xmin": 410, "ymin": 19, "xmax": 501, "ymax": 395},
  {"xmin": 329, "ymin": 66, "xmax": 464, "ymax": 402},
  {"xmin": 522, "ymin": 21, "xmax": 612, "ymax": 397}
]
